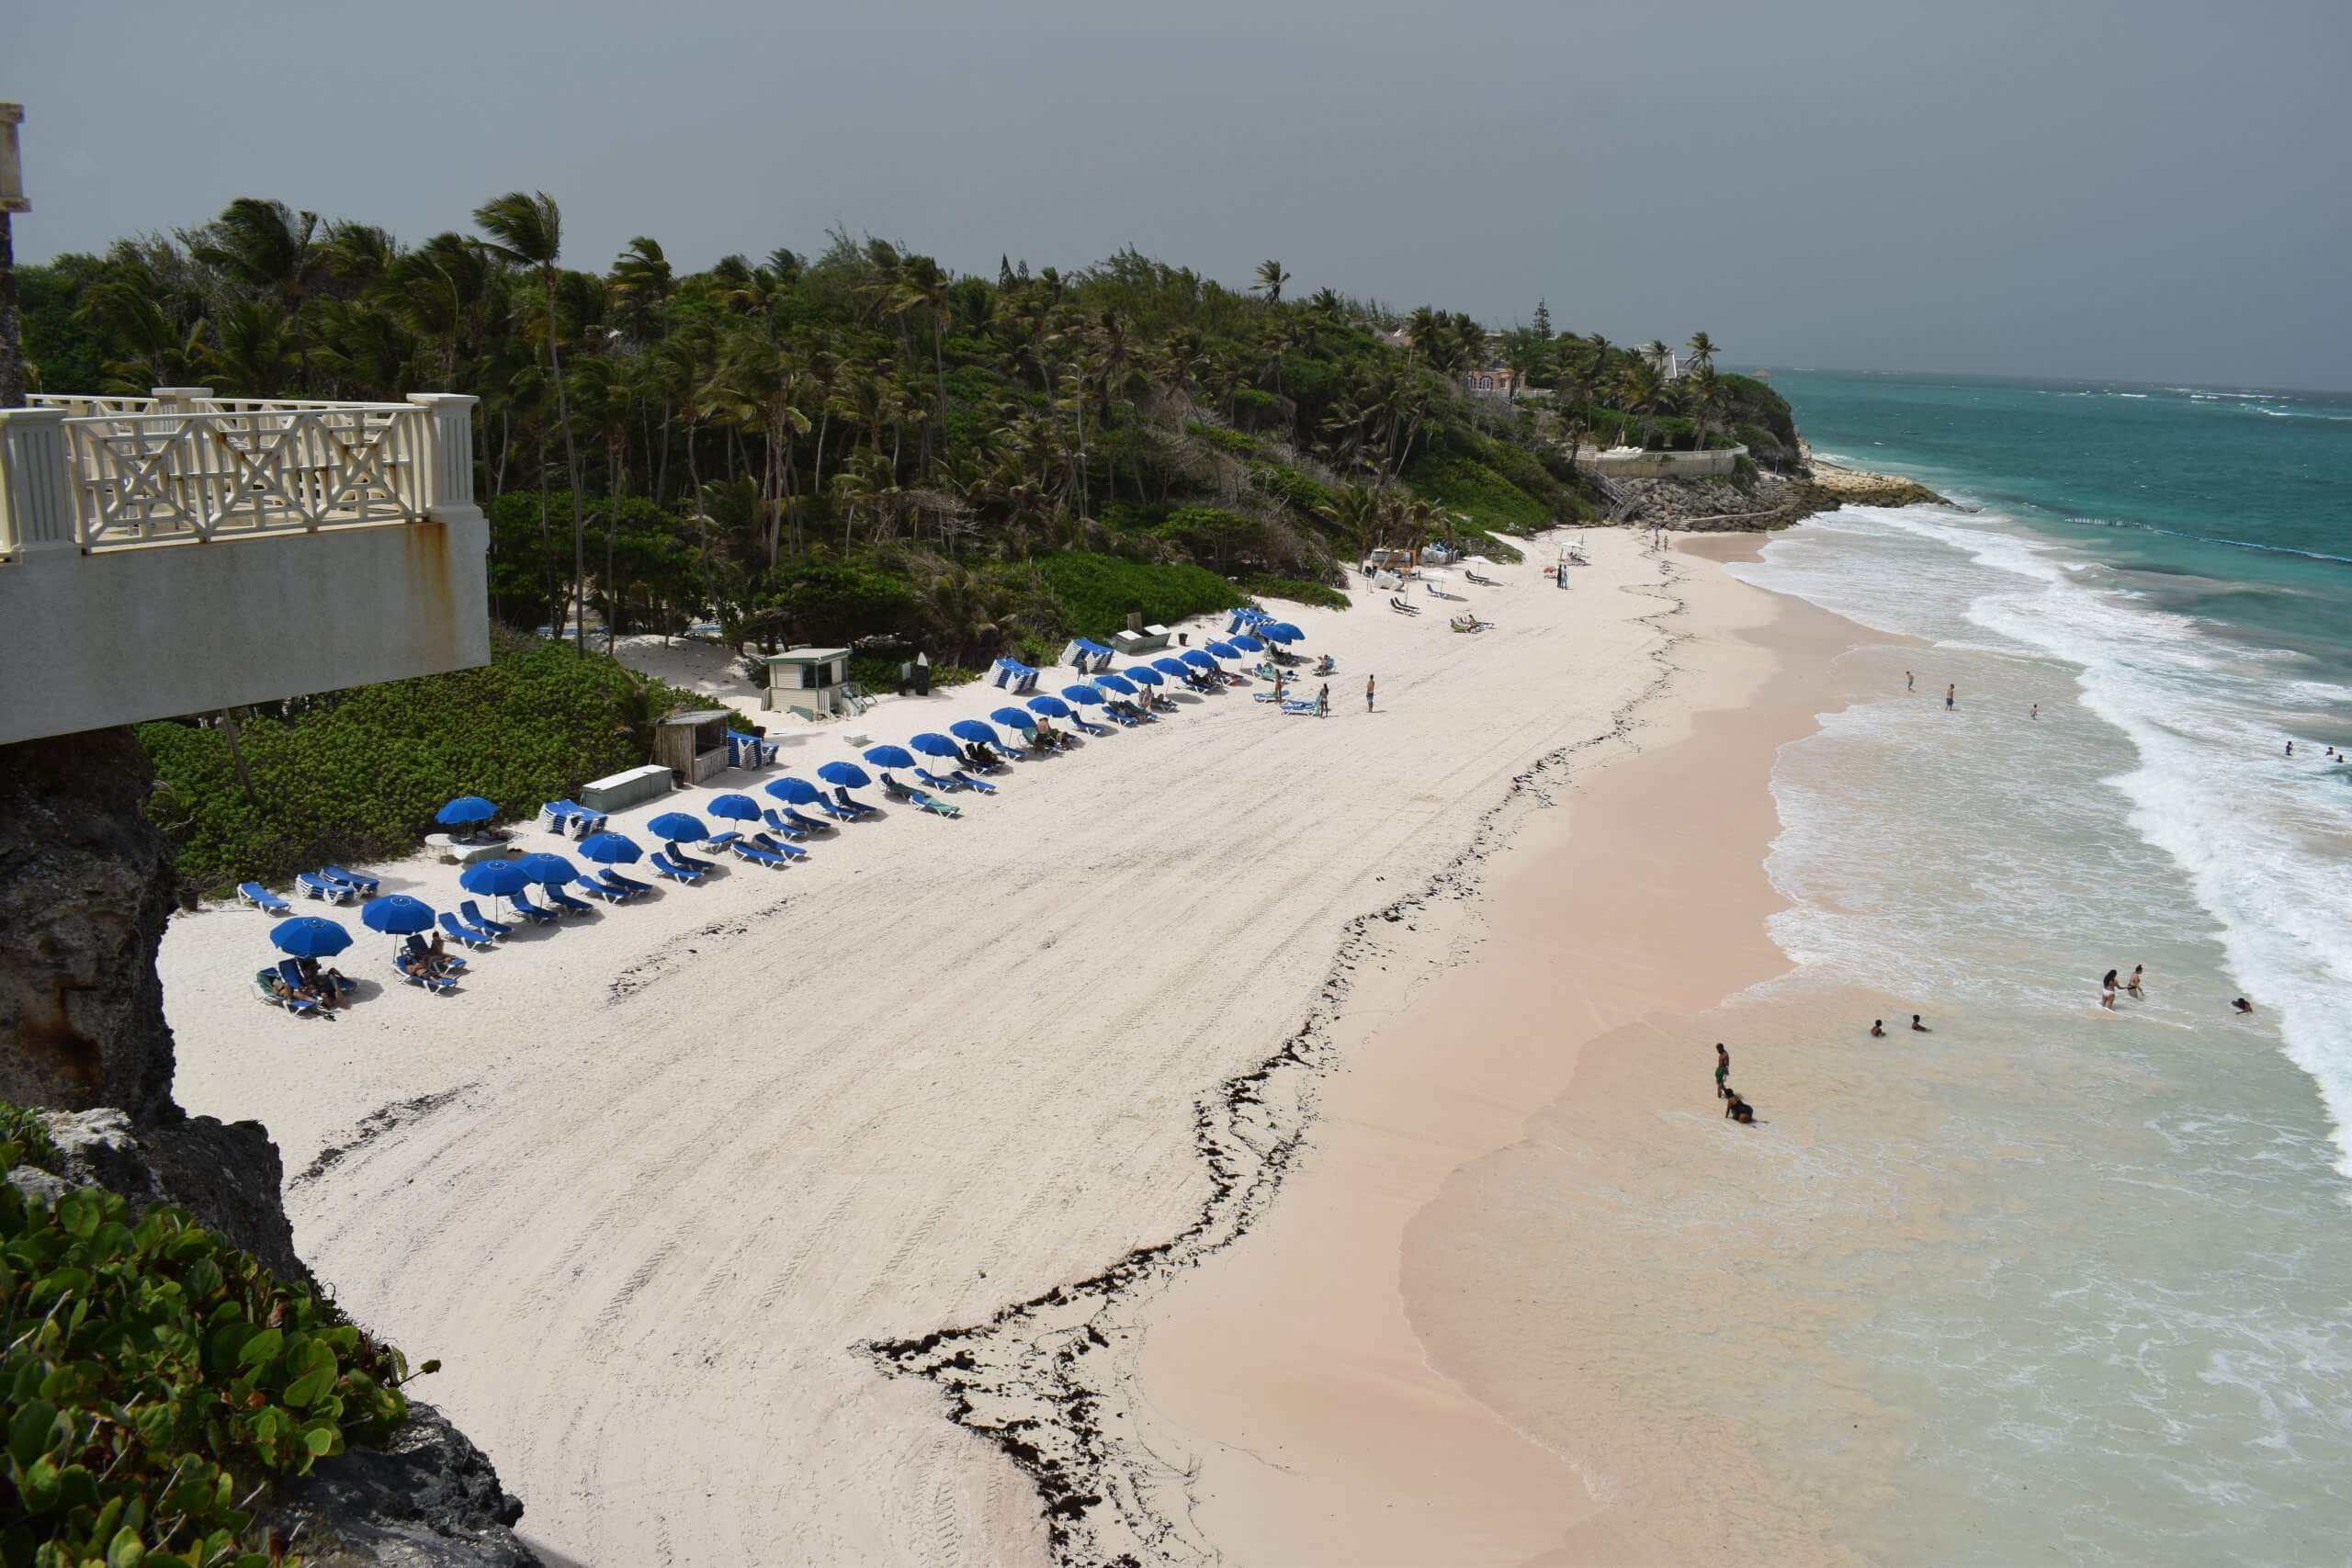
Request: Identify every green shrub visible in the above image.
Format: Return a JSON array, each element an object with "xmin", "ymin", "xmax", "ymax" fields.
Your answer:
[
  {"xmin": 1407, "ymin": 453, "xmax": 1552, "ymax": 535},
  {"xmin": 141, "ymin": 631, "xmax": 698, "ymax": 892},
  {"xmin": 0, "ymin": 1115, "xmax": 427, "ymax": 1567},
  {"xmin": 0, "ymin": 1105, "xmax": 62, "ymax": 1174},
  {"xmin": 845, "ymin": 652, "xmax": 982, "ymax": 692},
  {"xmin": 1250, "ymin": 462, "xmax": 1336, "ymax": 516},
  {"xmin": 1240, "ymin": 574, "xmax": 1351, "ymax": 611},
  {"xmin": 1035, "ymin": 551, "xmax": 1237, "ymax": 640},
  {"xmin": 1182, "ymin": 421, "xmax": 1261, "ymax": 457}
]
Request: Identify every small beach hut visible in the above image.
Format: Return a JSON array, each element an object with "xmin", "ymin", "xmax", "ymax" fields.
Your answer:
[
  {"xmin": 763, "ymin": 647, "xmax": 852, "ymax": 718},
  {"xmin": 653, "ymin": 710, "xmax": 735, "ymax": 784}
]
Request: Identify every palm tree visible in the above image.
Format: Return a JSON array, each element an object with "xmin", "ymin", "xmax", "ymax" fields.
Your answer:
[
  {"xmin": 192, "ymin": 198, "xmax": 324, "ymax": 387},
  {"xmin": 474, "ymin": 191, "xmax": 591, "ymax": 655},
  {"xmin": 1685, "ymin": 331, "xmax": 1717, "ymax": 375},
  {"xmin": 1252, "ymin": 258, "xmax": 1290, "ymax": 307},
  {"xmin": 887, "ymin": 254, "xmax": 953, "ymax": 471}
]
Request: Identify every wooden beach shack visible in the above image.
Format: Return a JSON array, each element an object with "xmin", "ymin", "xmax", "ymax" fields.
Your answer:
[
  {"xmin": 763, "ymin": 647, "xmax": 851, "ymax": 719},
  {"xmin": 653, "ymin": 709, "xmax": 734, "ymax": 784}
]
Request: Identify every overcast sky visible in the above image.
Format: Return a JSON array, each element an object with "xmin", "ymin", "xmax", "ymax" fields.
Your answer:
[{"xmin": 17, "ymin": 0, "xmax": 2351, "ymax": 389}]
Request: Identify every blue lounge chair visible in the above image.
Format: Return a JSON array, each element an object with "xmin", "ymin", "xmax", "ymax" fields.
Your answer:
[
  {"xmin": 832, "ymin": 786, "xmax": 877, "ymax": 819},
  {"xmin": 760, "ymin": 809, "xmax": 809, "ymax": 840},
  {"xmin": 296, "ymin": 872, "xmax": 354, "ymax": 904},
  {"xmin": 671, "ymin": 846, "xmax": 718, "ymax": 872},
  {"xmin": 254, "ymin": 968, "xmax": 321, "ymax": 1017},
  {"xmin": 539, "ymin": 800, "xmax": 610, "ymax": 838},
  {"xmin": 508, "ymin": 888, "xmax": 561, "ymax": 925},
  {"xmin": 951, "ymin": 769, "xmax": 998, "ymax": 795},
  {"xmin": 782, "ymin": 807, "xmax": 834, "ymax": 836},
  {"xmin": 810, "ymin": 795, "xmax": 854, "ymax": 822},
  {"xmin": 1070, "ymin": 715, "xmax": 1109, "ymax": 736},
  {"xmin": 606, "ymin": 870, "xmax": 654, "ymax": 897},
  {"xmin": 702, "ymin": 832, "xmax": 742, "ymax": 854},
  {"xmin": 543, "ymin": 884, "xmax": 594, "ymax": 915},
  {"xmin": 1281, "ymin": 698, "xmax": 1320, "ymax": 716},
  {"xmin": 576, "ymin": 872, "xmax": 630, "ymax": 903},
  {"xmin": 391, "ymin": 953, "xmax": 458, "ymax": 994},
  {"xmin": 649, "ymin": 851, "xmax": 704, "ymax": 885},
  {"xmin": 404, "ymin": 933, "xmax": 466, "ymax": 973},
  {"xmin": 881, "ymin": 773, "xmax": 962, "ymax": 818},
  {"xmin": 458, "ymin": 899, "xmax": 514, "ymax": 938},
  {"xmin": 322, "ymin": 864, "xmax": 379, "ymax": 896},
  {"xmin": 732, "ymin": 839, "xmax": 791, "ymax": 870},
  {"xmin": 237, "ymin": 882, "xmax": 291, "ymax": 914},
  {"xmin": 280, "ymin": 957, "xmax": 354, "ymax": 1002},
  {"xmin": 914, "ymin": 766, "xmax": 969, "ymax": 793},
  {"xmin": 438, "ymin": 911, "xmax": 498, "ymax": 949},
  {"xmin": 750, "ymin": 831, "xmax": 808, "ymax": 862}
]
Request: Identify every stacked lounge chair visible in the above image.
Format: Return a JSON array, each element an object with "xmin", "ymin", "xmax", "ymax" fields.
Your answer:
[
  {"xmin": 296, "ymin": 872, "xmax": 355, "ymax": 904},
  {"xmin": 322, "ymin": 864, "xmax": 379, "ymax": 896},
  {"xmin": 539, "ymin": 800, "xmax": 611, "ymax": 838}
]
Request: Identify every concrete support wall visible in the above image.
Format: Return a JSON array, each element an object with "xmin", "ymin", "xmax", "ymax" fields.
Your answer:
[
  {"xmin": 0, "ymin": 509, "xmax": 490, "ymax": 744},
  {"xmin": 1574, "ymin": 446, "xmax": 1746, "ymax": 480}
]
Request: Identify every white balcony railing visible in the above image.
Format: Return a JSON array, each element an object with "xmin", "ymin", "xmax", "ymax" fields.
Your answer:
[{"xmin": 0, "ymin": 388, "xmax": 478, "ymax": 559}]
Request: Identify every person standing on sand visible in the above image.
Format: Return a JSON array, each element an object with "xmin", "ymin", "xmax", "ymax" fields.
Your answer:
[
  {"xmin": 1317, "ymin": 682, "xmax": 1329, "ymax": 718},
  {"xmin": 2101, "ymin": 969, "xmax": 2120, "ymax": 1010},
  {"xmin": 1714, "ymin": 1043, "xmax": 1731, "ymax": 1100},
  {"xmin": 2129, "ymin": 964, "xmax": 2144, "ymax": 999},
  {"xmin": 1907, "ymin": 671, "xmax": 1915, "ymax": 692},
  {"xmin": 1366, "ymin": 674, "xmax": 1376, "ymax": 713}
]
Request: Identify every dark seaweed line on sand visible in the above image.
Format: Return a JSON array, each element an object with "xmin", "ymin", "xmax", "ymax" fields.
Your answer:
[{"xmin": 868, "ymin": 552, "xmax": 1695, "ymax": 1566}]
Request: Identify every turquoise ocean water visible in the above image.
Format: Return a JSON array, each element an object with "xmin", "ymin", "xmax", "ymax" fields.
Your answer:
[{"xmin": 1717, "ymin": 369, "xmax": 2352, "ymax": 1562}]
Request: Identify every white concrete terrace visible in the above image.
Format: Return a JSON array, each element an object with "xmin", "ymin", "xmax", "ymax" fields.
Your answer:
[{"xmin": 0, "ymin": 388, "xmax": 491, "ymax": 746}]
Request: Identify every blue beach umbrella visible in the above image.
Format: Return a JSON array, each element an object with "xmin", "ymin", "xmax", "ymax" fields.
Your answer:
[
  {"xmin": 514, "ymin": 852, "xmax": 580, "ymax": 886},
  {"xmin": 817, "ymin": 761, "xmax": 871, "ymax": 788},
  {"xmin": 864, "ymin": 744, "xmax": 917, "ymax": 770},
  {"xmin": 950, "ymin": 719, "xmax": 1001, "ymax": 745},
  {"xmin": 1181, "ymin": 649, "xmax": 1216, "ymax": 670},
  {"xmin": 1092, "ymin": 672, "xmax": 1137, "ymax": 695},
  {"xmin": 1261, "ymin": 622, "xmax": 1304, "ymax": 644},
  {"xmin": 764, "ymin": 776, "xmax": 820, "ymax": 806},
  {"xmin": 1121, "ymin": 666, "xmax": 1163, "ymax": 687},
  {"xmin": 459, "ymin": 858, "xmax": 532, "ymax": 897},
  {"xmin": 577, "ymin": 831, "xmax": 643, "ymax": 864},
  {"xmin": 990, "ymin": 706, "xmax": 1037, "ymax": 731},
  {"xmin": 707, "ymin": 794, "xmax": 763, "ymax": 822},
  {"xmin": 646, "ymin": 811, "xmax": 709, "ymax": 842},
  {"xmin": 1230, "ymin": 634, "xmax": 1265, "ymax": 652},
  {"xmin": 1151, "ymin": 658, "xmax": 1190, "ymax": 678},
  {"xmin": 1204, "ymin": 640, "xmax": 1239, "ymax": 659},
  {"xmin": 359, "ymin": 895, "xmax": 436, "ymax": 935},
  {"xmin": 1025, "ymin": 695, "xmax": 1071, "ymax": 719},
  {"xmin": 269, "ymin": 916, "xmax": 352, "ymax": 958},
  {"xmin": 1061, "ymin": 684, "xmax": 1104, "ymax": 706},
  {"xmin": 909, "ymin": 733, "xmax": 961, "ymax": 759},
  {"xmin": 435, "ymin": 795, "xmax": 498, "ymax": 826}
]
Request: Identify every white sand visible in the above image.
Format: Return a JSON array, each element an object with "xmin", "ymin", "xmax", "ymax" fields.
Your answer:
[{"xmin": 162, "ymin": 533, "xmax": 1674, "ymax": 1564}]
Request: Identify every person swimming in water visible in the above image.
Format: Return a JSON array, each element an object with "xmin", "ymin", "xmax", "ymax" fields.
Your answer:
[
  {"xmin": 2234, "ymin": 997, "xmax": 2255, "ymax": 1014},
  {"xmin": 1911, "ymin": 1013, "xmax": 1930, "ymax": 1032},
  {"xmin": 2101, "ymin": 969, "xmax": 2120, "ymax": 1010},
  {"xmin": 1870, "ymin": 1019, "xmax": 1886, "ymax": 1037},
  {"xmin": 2128, "ymin": 964, "xmax": 2144, "ymax": 999}
]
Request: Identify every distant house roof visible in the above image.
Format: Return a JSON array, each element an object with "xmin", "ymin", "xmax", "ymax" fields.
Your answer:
[{"xmin": 763, "ymin": 647, "xmax": 850, "ymax": 664}]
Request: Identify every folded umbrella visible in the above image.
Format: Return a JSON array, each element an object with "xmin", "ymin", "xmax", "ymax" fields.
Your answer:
[
  {"xmin": 359, "ymin": 895, "xmax": 436, "ymax": 935},
  {"xmin": 764, "ymin": 776, "xmax": 820, "ymax": 805},
  {"xmin": 270, "ymin": 916, "xmax": 352, "ymax": 957}
]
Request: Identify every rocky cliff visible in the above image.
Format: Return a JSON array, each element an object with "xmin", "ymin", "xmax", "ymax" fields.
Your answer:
[{"xmin": 0, "ymin": 728, "xmax": 537, "ymax": 1565}]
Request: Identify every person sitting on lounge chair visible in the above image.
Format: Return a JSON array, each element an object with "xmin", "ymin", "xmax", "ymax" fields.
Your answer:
[
  {"xmin": 271, "ymin": 973, "xmax": 322, "ymax": 1008},
  {"xmin": 395, "ymin": 950, "xmax": 428, "ymax": 983},
  {"xmin": 1313, "ymin": 654, "xmax": 1335, "ymax": 676},
  {"xmin": 297, "ymin": 956, "xmax": 353, "ymax": 1006}
]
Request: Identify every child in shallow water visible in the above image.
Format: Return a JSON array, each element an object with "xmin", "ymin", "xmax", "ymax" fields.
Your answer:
[{"xmin": 1724, "ymin": 1091, "xmax": 1755, "ymax": 1124}]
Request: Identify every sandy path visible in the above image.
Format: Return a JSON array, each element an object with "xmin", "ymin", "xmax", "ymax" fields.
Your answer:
[{"xmin": 163, "ymin": 533, "xmax": 1667, "ymax": 1564}]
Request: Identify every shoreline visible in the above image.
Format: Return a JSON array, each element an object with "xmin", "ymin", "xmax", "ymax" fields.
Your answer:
[{"xmin": 1118, "ymin": 536, "xmax": 1893, "ymax": 1562}]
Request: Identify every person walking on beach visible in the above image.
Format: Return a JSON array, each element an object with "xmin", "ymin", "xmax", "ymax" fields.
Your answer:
[
  {"xmin": 2100, "ymin": 969, "xmax": 2120, "ymax": 1010},
  {"xmin": 1906, "ymin": 671, "xmax": 1915, "ymax": 693},
  {"xmin": 2128, "ymin": 964, "xmax": 2145, "ymax": 999},
  {"xmin": 1714, "ymin": 1043, "xmax": 1731, "ymax": 1100},
  {"xmin": 1317, "ymin": 682, "xmax": 1329, "ymax": 718},
  {"xmin": 1946, "ymin": 683, "xmax": 1956, "ymax": 710},
  {"xmin": 1366, "ymin": 674, "xmax": 1376, "ymax": 713}
]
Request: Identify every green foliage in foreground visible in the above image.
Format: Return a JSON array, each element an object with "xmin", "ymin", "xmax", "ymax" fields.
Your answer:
[
  {"xmin": 1033, "ymin": 553, "xmax": 1238, "ymax": 640},
  {"xmin": 0, "ymin": 1109, "xmax": 62, "ymax": 1176},
  {"xmin": 141, "ymin": 631, "xmax": 696, "ymax": 891},
  {"xmin": 1, "ymin": 1114, "xmax": 426, "ymax": 1568},
  {"xmin": 1240, "ymin": 574, "xmax": 1351, "ymax": 612}
]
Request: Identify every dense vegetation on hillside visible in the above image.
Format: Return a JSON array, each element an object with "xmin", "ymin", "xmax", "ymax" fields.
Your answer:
[
  {"xmin": 1, "ymin": 1109, "xmax": 430, "ymax": 1566},
  {"xmin": 21, "ymin": 200, "xmax": 1789, "ymax": 666}
]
